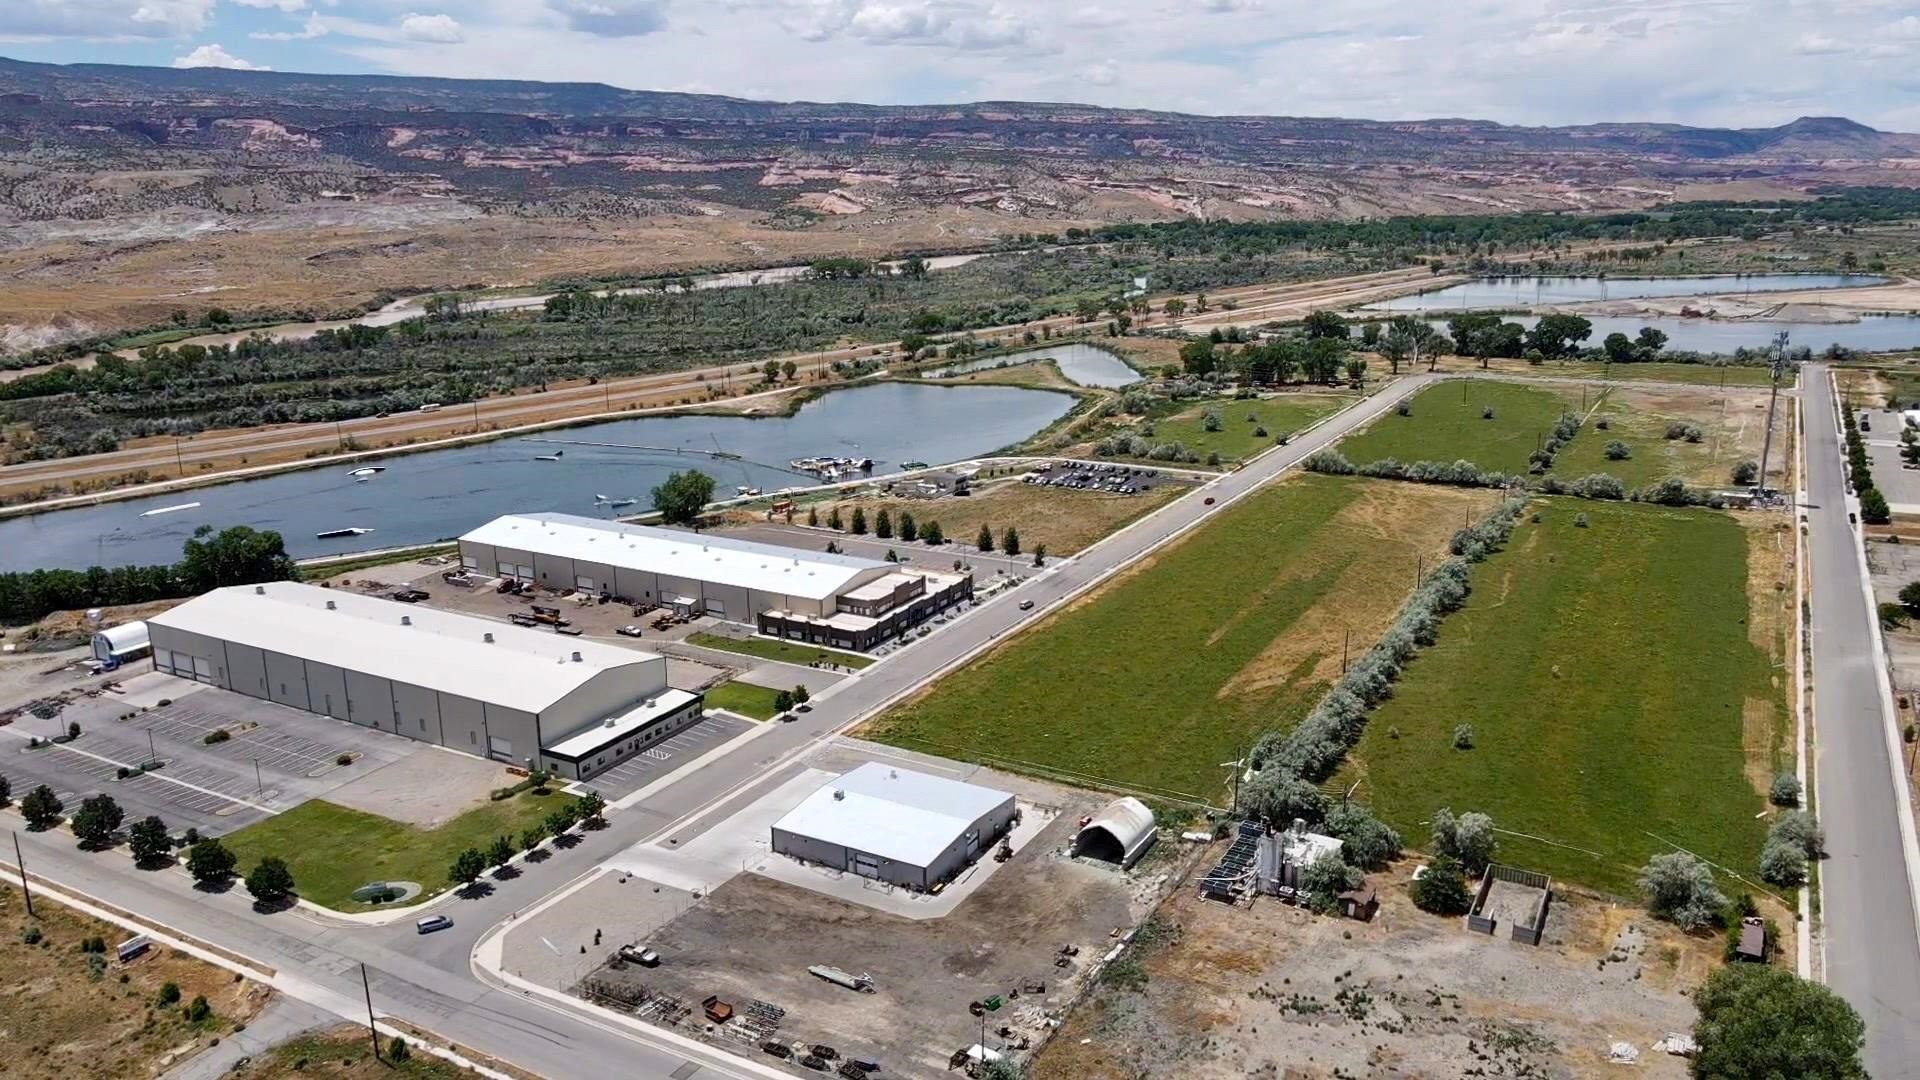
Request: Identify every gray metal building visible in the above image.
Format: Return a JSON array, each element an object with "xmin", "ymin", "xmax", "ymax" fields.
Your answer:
[
  {"xmin": 769, "ymin": 763, "xmax": 1018, "ymax": 890},
  {"xmin": 146, "ymin": 581, "xmax": 701, "ymax": 779}
]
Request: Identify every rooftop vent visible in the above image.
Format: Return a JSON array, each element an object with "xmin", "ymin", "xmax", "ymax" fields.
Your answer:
[
  {"xmin": 400, "ymin": 615, "xmax": 412, "ymax": 626},
  {"xmin": 833, "ymin": 789, "xmax": 846, "ymax": 801},
  {"xmin": 571, "ymin": 651, "xmax": 583, "ymax": 662},
  {"xmin": 326, "ymin": 599, "xmax": 336, "ymax": 610},
  {"xmin": 254, "ymin": 585, "xmax": 265, "ymax": 595},
  {"xmin": 483, "ymin": 632, "xmax": 494, "ymax": 643}
]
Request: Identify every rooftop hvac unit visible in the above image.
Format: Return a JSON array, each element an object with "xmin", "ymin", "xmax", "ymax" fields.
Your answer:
[
  {"xmin": 254, "ymin": 585, "xmax": 266, "ymax": 595},
  {"xmin": 326, "ymin": 599, "xmax": 336, "ymax": 610},
  {"xmin": 833, "ymin": 789, "xmax": 846, "ymax": 801},
  {"xmin": 483, "ymin": 632, "xmax": 494, "ymax": 643},
  {"xmin": 571, "ymin": 651, "xmax": 583, "ymax": 662},
  {"xmin": 400, "ymin": 615, "xmax": 412, "ymax": 626}
]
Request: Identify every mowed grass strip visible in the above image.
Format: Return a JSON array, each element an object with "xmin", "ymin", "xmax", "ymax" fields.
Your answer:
[
  {"xmin": 862, "ymin": 474, "xmax": 1498, "ymax": 800},
  {"xmin": 1350, "ymin": 500, "xmax": 1779, "ymax": 896},
  {"xmin": 1337, "ymin": 380, "xmax": 1578, "ymax": 472},
  {"xmin": 220, "ymin": 790, "xmax": 561, "ymax": 910},
  {"xmin": 1150, "ymin": 394, "xmax": 1356, "ymax": 465},
  {"xmin": 685, "ymin": 631, "xmax": 873, "ymax": 670},
  {"xmin": 703, "ymin": 679, "xmax": 784, "ymax": 720},
  {"xmin": 1479, "ymin": 358, "xmax": 1780, "ymax": 387}
]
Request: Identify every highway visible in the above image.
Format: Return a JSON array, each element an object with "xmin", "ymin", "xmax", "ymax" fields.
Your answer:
[
  {"xmin": 1803, "ymin": 363, "xmax": 1920, "ymax": 1077},
  {"xmin": 0, "ymin": 371, "xmax": 1438, "ymax": 1079}
]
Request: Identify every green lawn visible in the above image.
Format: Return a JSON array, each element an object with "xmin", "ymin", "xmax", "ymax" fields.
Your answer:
[
  {"xmin": 219, "ymin": 790, "xmax": 563, "ymax": 910},
  {"xmin": 1149, "ymin": 395, "xmax": 1355, "ymax": 465},
  {"xmin": 703, "ymin": 679, "xmax": 783, "ymax": 719},
  {"xmin": 1350, "ymin": 500, "xmax": 1782, "ymax": 896},
  {"xmin": 1501, "ymin": 360, "xmax": 1779, "ymax": 387},
  {"xmin": 863, "ymin": 474, "xmax": 1492, "ymax": 801},
  {"xmin": 685, "ymin": 632, "xmax": 873, "ymax": 670},
  {"xmin": 1337, "ymin": 380, "xmax": 1579, "ymax": 472}
]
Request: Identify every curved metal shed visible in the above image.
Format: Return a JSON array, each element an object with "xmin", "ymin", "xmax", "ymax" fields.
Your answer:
[{"xmin": 1072, "ymin": 796, "xmax": 1158, "ymax": 868}]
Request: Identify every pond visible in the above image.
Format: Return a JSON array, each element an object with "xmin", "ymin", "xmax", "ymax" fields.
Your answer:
[
  {"xmin": 0, "ymin": 382, "xmax": 1075, "ymax": 572},
  {"xmin": 1378, "ymin": 273, "xmax": 1888, "ymax": 312},
  {"xmin": 1421, "ymin": 313, "xmax": 1920, "ymax": 356},
  {"xmin": 933, "ymin": 343, "xmax": 1143, "ymax": 388}
]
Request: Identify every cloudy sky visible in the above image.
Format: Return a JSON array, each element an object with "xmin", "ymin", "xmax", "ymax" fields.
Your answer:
[{"xmin": 2, "ymin": 0, "xmax": 1917, "ymax": 130}]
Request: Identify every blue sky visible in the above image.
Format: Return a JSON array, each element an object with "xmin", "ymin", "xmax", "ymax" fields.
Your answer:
[{"xmin": 2, "ymin": 1, "xmax": 1917, "ymax": 130}]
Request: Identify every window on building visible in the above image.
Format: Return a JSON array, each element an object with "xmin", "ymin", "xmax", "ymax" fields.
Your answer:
[
  {"xmin": 419, "ymin": 718, "xmax": 426, "ymax": 731},
  {"xmin": 469, "ymin": 731, "xmax": 477, "ymax": 744}
]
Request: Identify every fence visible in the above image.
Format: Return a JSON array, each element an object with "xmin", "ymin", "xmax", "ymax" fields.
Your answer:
[{"xmin": 1465, "ymin": 864, "xmax": 1554, "ymax": 946}]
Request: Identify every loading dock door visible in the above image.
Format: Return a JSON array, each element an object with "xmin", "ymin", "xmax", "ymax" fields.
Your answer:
[
  {"xmin": 191, "ymin": 655, "xmax": 214, "ymax": 682},
  {"xmin": 488, "ymin": 735, "xmax": 513, "ymax": 759},
  {"xmin": 575, "ymin": 575, "xmax": 595, "ymax": 591},
  {"xmin": 852, "ymin": 852, "xmax": 880, "ymax": 877},
  {"xmin": 704, "ymin": 598, "xmax": 726, "ymax": 617}
]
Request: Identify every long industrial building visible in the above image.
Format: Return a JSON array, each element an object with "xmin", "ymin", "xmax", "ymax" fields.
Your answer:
[
  {"xmin": 458, "ymin": 513, "xmax": 973, "ymax": 651},
  {"xmin": 147, "ymin": 581, "xmax": 703, "ymax": 780},
  {"xmin": 770, "ymin": 763, "xmax": 1018, "ymax": 889}
]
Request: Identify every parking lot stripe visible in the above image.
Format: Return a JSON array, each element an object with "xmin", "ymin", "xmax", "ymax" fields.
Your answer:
[{"xmin": 0, "ymin": 730, "xmax": 270, "ymax": 814}]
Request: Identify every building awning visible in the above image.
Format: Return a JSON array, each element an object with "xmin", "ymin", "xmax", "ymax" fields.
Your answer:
[
  {"xmin": 542, "ymin": 688, "xmax": 703, "ymax": 762},
  {"xmin": 664, "ymin": 594, "xmax": 698, "ymax": 608}
]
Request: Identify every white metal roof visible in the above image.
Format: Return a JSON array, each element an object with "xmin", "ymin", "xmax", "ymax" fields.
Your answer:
[
  {"xmin": 542, "ymin": 688, "xmax": 702, "ymax": 759},
  {"xmin": 771, "ymin": 762, "xmax": 1014, "ymax": 868},
  {"xmin": 461, "ymin": 513, "xmax": 890, "ymax": 602},
  {"xmin": 93, "ymin": 621, "xmax": 151, "ymax": 656},
  {"xmin": 1076, "ymin": 796, "xmax": 1158, "ymax": 864},
  {"xmin": 149, "ymin": 581, "xmax": 665, "ymax": 714}
]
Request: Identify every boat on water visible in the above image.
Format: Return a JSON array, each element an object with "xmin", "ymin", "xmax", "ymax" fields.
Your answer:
[
  {"xmin": 901, "ymin": 460, "xmax": 930, "ymax": 470},
  {"xmin": 347, "ymin": 466, "xmax": 386, "ymax": 478},
  {"xmin": 736, "ymin": 486, "xmax": 762, "ymax": 496},
  {"xmin": 138, "ymin": 502, "xmax": 201, "ymax": 518},
  {"xmin": 535, "ymin": 450, "xmax": 565, "ymax": 461},
  {"xmin": 316, "ymin": 527, "xmax": 375, "ymax": 539}
]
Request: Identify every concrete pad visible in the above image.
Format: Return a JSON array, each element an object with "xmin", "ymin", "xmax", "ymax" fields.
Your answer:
[
  {"xmin": 326, "ymin": 745, "xmax": 515, "ymax": 826},
  {"xmin": 498, "ymin": 868, "xmax": 699, "ymax": 991},
  {"xmin": 114, "ymin": 671, "xmax": 209, "ymax": 708},
  {"xmin": 605, "ymin": 767, "xmax": 833, "ymax": 895}
]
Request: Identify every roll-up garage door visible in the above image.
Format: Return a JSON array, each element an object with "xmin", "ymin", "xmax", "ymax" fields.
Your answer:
[
  {"xmin": 704, "ymin": 598, "xmax": 726, "ymax": 617},
  {"xmin": 488, "ymin": 735, "xmax": 513, "ymax": 758},
  {"xmin": 191, "ymin": 655, "xmax": 214, "ymax": 682},
  {"xmin": 575, "ymin": 575, "xmax": 595, "ymax": 591}
]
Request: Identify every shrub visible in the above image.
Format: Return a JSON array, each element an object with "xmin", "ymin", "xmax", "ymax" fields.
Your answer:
[
  {"xmin": 1574, "ymin": 512, "xmax": 1590, "ymax": 528},
  {"xmin": 202, "ymin": 729, "xmax": 230, "ymax": 745},
  {"xmin": 1452, "ymin": 724, "xmax": 1474, "ymax": 750},
  {"xmin": 1692, "ymin": 965, "xmax": 1865, "ymax": 1078},
  {"xmin": 1395, "ymin": 401, "xmax": 1412, "ymax": 417},
  {"xmin": 1901, "ymin": 580, "xmax": 1920, "ymax": 616},
  {"xmin": 1603, "ymin": 440, "xmax": 1632, "ymax": 461},
  {"xmin": 1758, "ymin": 838, "xmax": 1808, "ymax": 887},
  {"xmin": 1564, "ymin": 473, "xmax": 1625, "ymax": 500},
  {"xmin": 1410, "ymin": 854, "xmax": 1473, "ymax": 915},
  {"xmin": 1301, "ymin": 854, "xmax": 1363, "ymax": 914},
  {"xmin": 335, "ymin": 752, "xmax": 353, "ymax": 766},
  {"xmin": 1769, "ymin": 810, "xmax": 1824, "ymax": 858},
  {"xmin": 1481, "ymin": 406, "xmax": 1495, "ymax": 420},
  {"xmin": 186, "ymin": 995, "xmax": 211, "ymax": 1023},
  {"xmin": 388, "ymin": 1037, "xmax": 412, "ymax": 1063},
  {"xmin": 1430, "ymin": 808, "xmax": 1497, "ymax": 876},
  {"xmin": 1321, "ymin": 802, "xmax": 1401, "ymax": 869},
  {"xmin": 1862, "ymin": 488, "xmax": 1892, "ymax": 525},
  {"xmin": 1769, "ymin": 772, "xmax": 1802, "ymax": 808},
  {"xmin": 1731, "ymin": 460, "xmax": 1759, "ymax": 486},
  {"xmin": 157, "ymin": 981, "xmax": 181, "ymax": 1006},
  {"xmin": 1639, "ymin": 851, "xmax": 1726, "ymax": 930},
  {"xmin": 1594, "ymin": 416, "xmax": 1610, "ymax": 430},
  {"xmin": 21, "ymin": 925, "xmax": 42, "ymax": 945}
]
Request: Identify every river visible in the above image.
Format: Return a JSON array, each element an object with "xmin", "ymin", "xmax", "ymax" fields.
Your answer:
[
  {"xmin": 0, "ymin": 382, "xmax": 1074, "ymax": 573},
  {"xmin": 1419, "ymin": 313, "xmax": 1920, "ymax": 356},
  {"xmin": 1376, "ymin": 273, "xmax": 1888, "ymax": 312},
  {"xmin": 932, "ymin": 343, "xmax": 1143, "ymax": 388}
]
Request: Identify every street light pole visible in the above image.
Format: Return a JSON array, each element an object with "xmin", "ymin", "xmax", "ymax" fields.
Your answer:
[
  {"xmin": 1755, "ymin": 331, "xmax": 1789, "ymax": 500},
  {"xmin": 361, "ymin": 963, "xmax": 380, "ymax": 1060},
  {"xmin": 147, "ymin": 729, "xmax": 157, "ymax": 768},
  {"xmin": 12, "ymin": 831, "xmax": 33, "ymax": 917}
]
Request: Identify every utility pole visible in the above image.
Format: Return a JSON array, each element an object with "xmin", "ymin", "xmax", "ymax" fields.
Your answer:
[
  {"xmin": 13, "ymin": 832, "xmax": 33, "ymax": 917},
  {"xmin": 254, "ymin": 758, "xmax": 263, "ymax": 796},
  {"xmin": 361, "ymin": 963, "xmax": 380, "ymax": 1060},
  {"xmin": 1341, "ymin": 629, "xmax": 1351, "ymax": 673},
  {"xmin": 147, "ymin": 729, "xmax": 157, "ymax": 768},
  {"xmin": 1755, "ymin": 331, "xmax": 1790, "ymax": 501},
  {"xmin": 173, "ymin": 437, "xmax": 185, "ymax": 477}
]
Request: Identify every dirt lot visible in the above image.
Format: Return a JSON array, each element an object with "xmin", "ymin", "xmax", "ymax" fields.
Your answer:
[
  {"xmin": 578, "ymin": 793, "xmax": 1174, "ymax": 1077},
  {"xmin": 1035, "ymin": 865, "xmax": 1713, "ymax": 1080},
  {"xmin": 793, "ymin": 475, "xmax": 1189, "ymax": 556},
  {"xmin": 0, "ymin": 884, "xmax": 267, "ymax": 1079}
]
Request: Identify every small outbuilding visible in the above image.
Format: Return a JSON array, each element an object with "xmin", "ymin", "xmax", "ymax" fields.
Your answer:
[
  {"xmin": 1734, "ymin": 916, "xmax": 1768, "ymax": 963},
  {"xmin": 91, "ymin": 621, "xmax": 151, "ymax": 668},
  {"xmin": 770, "ymin": 763, "xmax": 1017, "ymax": 890},
  {"xmin": 1071, "ymin": 797, "xmax": 1158, "ymax": 868}
]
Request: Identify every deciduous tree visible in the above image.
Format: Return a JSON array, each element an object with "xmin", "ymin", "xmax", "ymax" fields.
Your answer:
[
  {"xmin": 650, "ymin": 470, "xmax": 715, "ymax": 527},
  {"xmin": 1692, "ymin": 966, "xmax": 1865, "ymax": 1079}
]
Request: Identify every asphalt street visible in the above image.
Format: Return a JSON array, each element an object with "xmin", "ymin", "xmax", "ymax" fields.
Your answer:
[{"xmin": 1804, "ymin": 363, "xmax": 1920, "ymax": 1077}]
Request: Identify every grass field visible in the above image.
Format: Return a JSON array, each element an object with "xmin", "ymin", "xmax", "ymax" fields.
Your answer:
[
  {"xmin": 1148, "ymin": 395, "xmax": 1355, "ymax": 465},
  {"xmin": 1348, "ymin": 500, "xmax": 1785, "ymax": 896},
  {"xmin": 1552, "ymin": 385, "xmax": 1779, "ymax": 488},
  {"xmin": 235, "ymin": 1027, "xmax": 472, "ymax": 1079},
  {"xmin": 220, "ymin": 790, "xmax": 562, "ymax": 910},
  {"xmin": 1478, "ymin": 358, "xmax": 1781, "ymax": 387},
  {"xmin": 685, "ymin": 631, "xmax": 873, "ymax": 670},
  {"xmin": 861, "ymin": 474, "xmax": 1500, "ymax": 800},
  {"xmin": 703, "ymin": 679, "xmax": 783, "ymax": 719},
  {"xmin": 1, "ymin": 885, "xmax": 262, "ymax": 1079},
  {"xmin": 1337, "ymin": 380, "xmax": 1579, "ymax": 472}
]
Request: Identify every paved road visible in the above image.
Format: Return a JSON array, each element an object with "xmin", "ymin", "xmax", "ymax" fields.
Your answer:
[
  {"xmin": 0, "ymin": 370, "xmax": 1437, "ymax": 1080},
  {"xmin": 1803, "ymin": 363, "xmax": 1920, "ymax": 1077}
]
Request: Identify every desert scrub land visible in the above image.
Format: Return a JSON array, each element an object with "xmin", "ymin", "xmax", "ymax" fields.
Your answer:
[
  {"xmin": 861, "ymin": 474, "xmax": 1501, "ymax": 800},
  {"xmin": 1552, "ymin": 384, "xmax": 1785, "ymax": 489},
  {"xmin": 1349, "ymin": 500, "xmax": 1787, "ymax": 895},
  {"xmin": 232, "ymin": 1026, "xmax": 474, "ymax": 1079},
  {"xmin": 1336, "ymin": 380, "xmax": 1581, "ymax": 473},
  {"xmin": 0, "ymin": 885, "xmax": 265, "ymax": 1079}
]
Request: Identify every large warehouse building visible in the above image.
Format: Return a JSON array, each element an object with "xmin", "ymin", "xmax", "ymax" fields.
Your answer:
[
  {"xmin": 770, "ymin": 763, "xmax": 1018, "ymax": 890},
  {"xmin": 458, "ymin": 513, "xmax": 972, "ymax": 651},
  {"xmin": 148, "ymin": 581, "xmax": 703, "ymax": 780}
]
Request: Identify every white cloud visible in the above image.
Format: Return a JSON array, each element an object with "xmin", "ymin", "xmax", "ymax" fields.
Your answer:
[
  {"xmin": 228, "ymin": 0, "xmax": 306, "ymax": 12},
  {"xmin": 1793, "ymin": 33, "xmax": 1848, "ymax": 55},
  {"xmin": 1198, "ymin": 0, "xmax": 1260, "ymax": 11},
  {"xmin": 548, "ymin": 0, "xmax": 670, "ymax": 36},
  {"xmin": 399, "ymin": 12, "xmax": 463, "ymax": 42},
  {"xmin": 171, "ymin": 42, "xmax": 270, "ymax": 68},
  {"xmin": 0, "ymin": 0, "xmax": 213, "ymax": 38},
  {"xmin": 1084, "ymin": 59, "xmax": 1117, "ymax": 86},
  {"xmin": 250, "ymin": 12, "xmax": 326, "ymax": 39},
  {"xmin": 776, "ymin": 0, "xmax": 1035, "ymax": 50}
]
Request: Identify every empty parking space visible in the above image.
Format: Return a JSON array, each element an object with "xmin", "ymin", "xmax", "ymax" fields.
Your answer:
[{"xmin": 585, "ymin": 714, "xmax": 752, "ymax": 800}]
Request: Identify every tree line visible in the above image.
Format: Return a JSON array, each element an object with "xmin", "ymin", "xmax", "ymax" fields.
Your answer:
[{"xmin": 0, "ymin": 524, "xmax": 294, "ymax": 625}]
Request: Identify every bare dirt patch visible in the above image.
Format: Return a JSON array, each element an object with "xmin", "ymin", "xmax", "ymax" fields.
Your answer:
[
  {"xmin": 1033, "ymin": 864, "xmax": 1707, "ymax": 1080},
  {"xmin": 1741, "ymin": 515, "xmax": 1796, "ymax": 796},
  {"xmin": 808, "ymin": 477, "xmax": 1186, "ymax": 556}
]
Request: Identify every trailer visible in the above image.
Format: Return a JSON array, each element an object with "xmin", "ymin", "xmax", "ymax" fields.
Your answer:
[{"xmin": 807, "ymin": 965, "xmax": 876, "ymax": 993}]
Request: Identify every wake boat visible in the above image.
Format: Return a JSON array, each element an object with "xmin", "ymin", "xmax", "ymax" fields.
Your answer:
[
  {"xmin": 316, "ymin": 527, "xmax": 375, "ymax": 539},
  {"xmin": 347, "ymin": 466, "xmax": 386, "ymax": 478},
  {"xmin": 139, "ymin": 502, "xmax": 201, "ymax": 518}
]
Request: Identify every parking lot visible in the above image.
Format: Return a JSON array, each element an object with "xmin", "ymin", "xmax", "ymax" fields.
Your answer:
[
  {"xmin": 1, "ymin": 678, "xmax": 426, "ymax": 835},
  {"xmin": 580, "ymin": 712, "xmax": 753, "ymax": 801},
  {"xmin": 1022, "ymin": 459, "xmax": 1179, "ymax": 496}
]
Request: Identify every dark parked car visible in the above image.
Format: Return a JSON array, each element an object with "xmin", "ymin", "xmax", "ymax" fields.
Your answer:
[{"xmin": 390, "ymin": 589, "xmax": 430, "ymax": 603}]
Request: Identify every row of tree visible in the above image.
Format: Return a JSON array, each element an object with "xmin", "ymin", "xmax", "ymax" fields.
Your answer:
[
  {"xmin": 0, "ymin": 525, "xmax": 294, "ymax": 626},
  {"xmin": 1843, "ymin": 408, "xmax": 1893, "ymax": 524}
]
